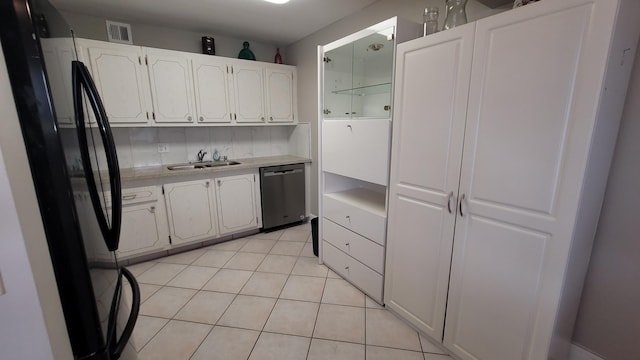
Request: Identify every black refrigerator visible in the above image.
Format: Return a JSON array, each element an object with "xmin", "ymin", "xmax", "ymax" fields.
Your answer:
[{"xmin": 0, "ymin": 0, "xmax": 140, "ymax": 359}]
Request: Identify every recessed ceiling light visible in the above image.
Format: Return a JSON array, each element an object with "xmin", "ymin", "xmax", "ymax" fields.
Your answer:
[{"xmin": 264, "ymin": 0, "xmax": 290, "ymax": 4}]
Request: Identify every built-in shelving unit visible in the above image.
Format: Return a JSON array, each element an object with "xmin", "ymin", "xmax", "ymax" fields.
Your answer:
[{"xmin": 318, "ymin": 17, "xmax": 420, "ymax": 304}]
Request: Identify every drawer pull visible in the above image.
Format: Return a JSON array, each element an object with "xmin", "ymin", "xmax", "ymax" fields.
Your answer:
[
  {"xmin": 345, "ymin": 266, "xmax": 349, "ymax": 270},
  {"xmin": 345, "ymin": 215, "xmax": 351, "ymax": 223},
  {"xmin": 149, "ymin": 206, "xmax": 155, "ymax": 213},
  {"xmin": 345, "ymin": 243, "xmax": 350, "ymax": 247},
  {"xmin": 122, "ymin": 194, "xmax": 137, "ymax": 200}
]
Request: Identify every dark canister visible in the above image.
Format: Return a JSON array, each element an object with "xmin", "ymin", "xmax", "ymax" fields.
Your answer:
[{"xmin": 202, "ymin": 36, "xmax": 215, "ymax": 55}]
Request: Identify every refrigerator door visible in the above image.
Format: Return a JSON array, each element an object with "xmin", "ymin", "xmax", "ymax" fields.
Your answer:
[
  {"xmin": 0, "ymin": 0, "xmax": 138, "ymax": 359},
  {"xmin": 72, "ymin": 60, "xmax": 122, "ymax": 252}
]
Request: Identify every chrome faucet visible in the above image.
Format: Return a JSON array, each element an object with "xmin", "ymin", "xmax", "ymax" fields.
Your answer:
[{"xmin": 196, "ymin": 149, "xmax": 207, "ymax": 162}]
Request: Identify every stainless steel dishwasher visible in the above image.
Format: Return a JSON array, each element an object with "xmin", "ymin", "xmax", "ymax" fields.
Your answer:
[{"xmin": 260, "ymin": 163, "xmax": 306, "ymax": 230}]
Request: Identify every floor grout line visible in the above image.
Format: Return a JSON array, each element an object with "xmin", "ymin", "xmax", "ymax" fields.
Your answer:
[{"xmin": 136, "ymin": 223, "xmax": 443, "ymax": 359}]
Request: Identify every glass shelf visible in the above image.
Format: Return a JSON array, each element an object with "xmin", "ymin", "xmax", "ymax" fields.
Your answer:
[{"xmin": 332, "ymin": 82, "xmax": 392, "ymax": 96}]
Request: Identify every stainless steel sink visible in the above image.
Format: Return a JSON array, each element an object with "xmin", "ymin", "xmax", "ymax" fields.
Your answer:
[
  {"xmin": 204, "ymin": 161, "xmax": 241, "ymax": 167},
  {"xmin": 167, "ymin": 161, "xmax": 241, "ymax": 170}
]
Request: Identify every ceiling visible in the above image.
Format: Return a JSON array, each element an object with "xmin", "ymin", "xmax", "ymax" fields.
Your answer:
[{"xmin": 49, "ymin": 0, "xmax": 379, "ymax": 46}]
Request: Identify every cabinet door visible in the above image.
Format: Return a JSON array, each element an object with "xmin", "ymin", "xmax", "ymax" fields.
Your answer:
[
  {"xmin": 86, "ymin": 43, "xmax": 152, "ymax": 125},
  {"xmin": 444, "ymin": 2, "xmax": 616, "ymax": 359},
  {"xmin": 146, "ymin": 48, "xmax": 196, "ymax": 124},
  {"xmin": 116, "ymin": 187, "xmax": 169, "ymax": 258},
  {"xmin": 265, "ymin": 67, "xmax": 295, "ymax": 123},
  {"xmin": 215, "ymin": 173, "xmax": 259, "ymax": 235},
  {"xmin": 232, "ymin": 63, "xmax": 265, "ymax": 123},
  {"xmin": 118, "ymin": 202, "xmax": 168, "ymax": 257},
  {"xmin": 164, "ymin": 180, "xmax": 217, "ymax": 244},
  {"xmin": 322, "ymin": 119, "xmax": 391, "ymax": 185},
  {"xmin": 384, "ymin": 23, "xmax": 474, "ymax": 341},
  {"xmin": 192, "ymin": 57, "xmax": 233, "ymax": 123}
]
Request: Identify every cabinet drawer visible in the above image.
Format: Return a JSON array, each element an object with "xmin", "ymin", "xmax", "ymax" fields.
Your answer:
[
  {"xmin": 105, "ymin": 186, "xmax": 159, "ymax": 208},
  {"xmin": 323, "ymin": 193, "xmax": 386, "ymax": 245},
  {"xmin": 323, "ymin": 219, "xmax": 384, "ymax": 274},
  {"xmin": 322, "ymin": 241, "xmax": 383, "ymax": 302},
  {"xmin": 322, "ymin": 119, "xmax": 390, "ymax": 185}
]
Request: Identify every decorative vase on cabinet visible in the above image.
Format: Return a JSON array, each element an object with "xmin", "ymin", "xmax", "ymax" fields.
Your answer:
[
  {"xmin": 384, "ymin": 1, "xmax": 640, "ymax": 360},
  {"xmin": 318, "ymin": 17, "xmax": 420, "ymax": 304}
]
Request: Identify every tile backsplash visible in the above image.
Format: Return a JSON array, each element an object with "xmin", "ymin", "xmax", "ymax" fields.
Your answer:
[
  {"xmin": 60, "ymin": 124, "xmax": 310, "ymax": 170},
  {"xmin": 118, "ymin": 125, "xmax": 310, "ymax": 168}
]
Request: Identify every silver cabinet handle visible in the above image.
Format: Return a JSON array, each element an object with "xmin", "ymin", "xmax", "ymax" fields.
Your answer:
[
  {"xmin": 205, "ymin": 181, "xmax": 210, "ymax": 188},
  {"xmin": 347, "ymin": 124, "xmax": 352, "ymax": 130},
  {"xmin": 217, "ymin": 179, "xmax": 222, "ymax": 186},
  {"xmin": 345, "ymin": 215, "xmax": 351, "ymax": 222},
  {"xmin": 122, "ymin": 194, "xmax": 137, "ymax": 200},
  {"xmin": 270, "ymin": 116, "xmax": 273, "ymax": 121},
  {"xmin": 199, "ymin": 116, "xmax": 204, "ymax": 122},
  {"xmin": 261, "ymin": 116, "xmax": 265, "ymax": 121},
  {"xmin": 447, "ymin": 191, "xmax": 454, "ymax": 214},
  {"xmin": 188, "ymin": 115, "xmax": 193, "ymax": 122},
  {"xmin": 149, "ymin": 206, "xmax": 155, "ymax": 213},
  {"xmin": 345, "ymin": 243, "xmax": 350, "ymax": 247},
  {"xmin": 459, "ymin": 193, "xmax": 466, "ymax": 217}
]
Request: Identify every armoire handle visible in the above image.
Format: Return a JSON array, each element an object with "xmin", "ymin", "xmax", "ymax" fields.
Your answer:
[
  {"xmin": 447, "ymin": 192, "xmax": 454, "ymax": 214},
  {"xmin": 459, "ymin": 193, "xmax": 466, "ymax": 217}
]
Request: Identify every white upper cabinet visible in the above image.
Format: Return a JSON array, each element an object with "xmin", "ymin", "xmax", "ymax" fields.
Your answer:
[
  {"xmin": 384, "ymin": 23, "xmax": 475, "ymax": 341},
  {"xmin": 233, "ymin": 62, "xmax": 266, "ymax": 123},
  {"xmin": 265, "ymin": 67, "xmax": 296, "ymax": 123},
  {"xmin": 192, "ymin": 56, "xmax": 233, "ymax": 123},
  {"xmin": 78, "ymin": 39, "xmax": 297, "ymax": 127},
  {"xmin": 81, "ymin": 39, "xmax": 152, "ymax": 126},
  {"xmin": 145, "ymin": 47, "xmax": 196, "ymax": 124}
]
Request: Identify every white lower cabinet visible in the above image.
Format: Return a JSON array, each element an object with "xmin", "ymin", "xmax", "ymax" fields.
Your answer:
[
  {"xmin": 323, "ymin": 241, "xmax": 383, "ymax": 301},
  {"xmin": 163, "ymin": 179, "xmax": 218, "ymax": 245},
  {"xmin": 214, "ymin": 172, "xmax": 261, "ymax": 235},
  {"xmin": 321, "ymin": 189, "xmax": 387, "ymax": 303},
  {"xmin": 117, "ymin": 186, "xmax": 169, "ymax": 258},
  {"xmin": 163, "ymin": 171, "xmax": 263, "ymax": 245}
]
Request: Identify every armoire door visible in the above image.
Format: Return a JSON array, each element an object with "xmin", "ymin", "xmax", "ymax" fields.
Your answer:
[
  {"xmin": 384, "ymin": 23, "xmax": 474, "ymax": 341},
  {"xmin": 443, "ymin": 1, "xmax": 621, "ymax": 359}
]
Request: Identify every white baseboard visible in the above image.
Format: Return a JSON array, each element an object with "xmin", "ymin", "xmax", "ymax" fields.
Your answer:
[{"xmin": 570, "ymin": 344, "xmax": 605, "ymax": 360}]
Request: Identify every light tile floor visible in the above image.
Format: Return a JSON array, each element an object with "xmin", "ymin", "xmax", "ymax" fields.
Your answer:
[{"xmin": 128, "ymin": 223, "xmax": 452, "ymax": 360}]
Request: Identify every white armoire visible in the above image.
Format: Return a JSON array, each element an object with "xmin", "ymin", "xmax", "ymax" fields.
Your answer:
[{"xmin": 383, "ymin": 1, "xmax": 640, "ymax": 360}]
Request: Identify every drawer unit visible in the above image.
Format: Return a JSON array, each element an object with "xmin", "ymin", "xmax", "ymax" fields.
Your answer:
[
  {"xmin": 323, "ymin": 241, "xmax": 383, "ymax": 302},
  {"xmin": 322, "ymin": 119, "xmax": 391, "ymax": 186},
  {"xmin": 323, "ymin": 192, "xmax": 386, "ymax": 245},
  {"xmin": 323, "ymin": 218, "xmax": 384, "ymax": 274}
]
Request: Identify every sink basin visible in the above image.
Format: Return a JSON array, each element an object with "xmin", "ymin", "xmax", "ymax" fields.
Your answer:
[
  {"xmin": 204, "ymin": 161, "xmax": 241, "ymax": 167},
  {"xmin": 167, "ymin": 161, "xmax": 241, "ymax": 171}
]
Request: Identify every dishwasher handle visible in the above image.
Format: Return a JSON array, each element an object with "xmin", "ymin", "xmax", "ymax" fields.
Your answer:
[{"xmin": 263, "ymin": 168, "xmax": 304, "ymax": 177}]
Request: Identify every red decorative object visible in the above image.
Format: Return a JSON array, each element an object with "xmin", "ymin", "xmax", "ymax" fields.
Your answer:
[{"xmin": 275, "ymin": 48, "xmax": 283, "ymax": 64}]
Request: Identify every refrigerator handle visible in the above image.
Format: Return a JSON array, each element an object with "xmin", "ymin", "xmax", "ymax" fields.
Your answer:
[
  {"xmin": 72, "ymin": 60, "xmax": 122, "ymax": 251},
  {"xmin": 110, "ymin": 267, "xmax": 140, "ymax": 359}
]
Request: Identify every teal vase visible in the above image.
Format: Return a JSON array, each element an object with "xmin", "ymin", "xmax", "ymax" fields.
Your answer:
[{"xmin": 238, "ymin": 41, "xmax": 256, "ymax": 60}]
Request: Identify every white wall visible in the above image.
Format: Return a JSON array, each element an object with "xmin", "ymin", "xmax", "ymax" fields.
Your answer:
[
  {"xmin": 571, "ymin": 36, "xmax": 640, "ymax": 360},
  {"xmin": 61, "ymin": 11, "xmax": 286, "ymax": 63},
  {"xmin": 0, "ymin": 41, "xmax": 73, "ymax": 360},
  {"xmin": 60, "ymin": 125, "xmax": 310, "ymax": 170},
  {"xmin": 285, "ymin": 0, "xmax": 504, "ymax": 214}
]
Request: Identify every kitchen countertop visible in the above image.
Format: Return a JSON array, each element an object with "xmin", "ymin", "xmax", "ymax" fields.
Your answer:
[{"xmin": 119, "ymin": 155, "xmax": 311, "ymax": 182}]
